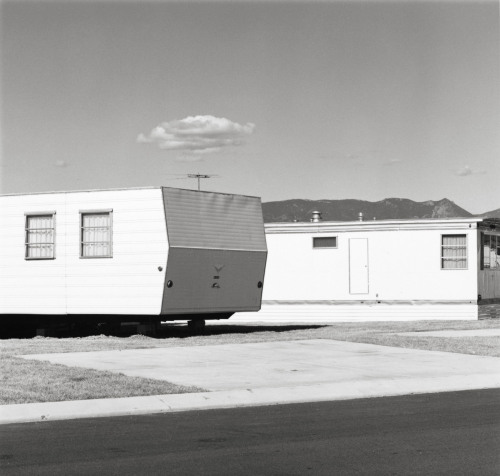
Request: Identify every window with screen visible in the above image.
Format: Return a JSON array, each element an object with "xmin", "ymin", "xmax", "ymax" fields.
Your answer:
[
  {"xmin": 482, "ymin": 234, "xmax": 500, "ymax": 270},
  {"xmin": 25, "ymin": 214, "xmax": 55, "ymax": 259},
  {"xmin": 441, "ymin": 234, "xmax": 467, "ymax": 269},
  {"xmin": 313, "ymin": 236, "xmax": 337, "ymax": 249},
  {"xmin": 80, "ymin": 212, "xmax": 112, "ymax": 258}
]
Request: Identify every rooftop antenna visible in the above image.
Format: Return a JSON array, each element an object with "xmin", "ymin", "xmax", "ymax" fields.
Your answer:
[{"xmin": 187, "ymin": 173, "xmax": 217, "ymax": 191}]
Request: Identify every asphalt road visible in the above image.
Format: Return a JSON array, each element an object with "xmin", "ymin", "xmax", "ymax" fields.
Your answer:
[{"xmin": 1, "ymin": 389, "xmax": 499, "ymax": 476}]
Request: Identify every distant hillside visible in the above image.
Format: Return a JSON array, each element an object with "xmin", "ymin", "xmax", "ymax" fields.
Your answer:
[
  {"xmin": 478, "ymin": 208, "xmax": 500, "ymax": 219},
  {"xmin": 262, "ymin": 198, "xmax": 476, "ymax": 223}
]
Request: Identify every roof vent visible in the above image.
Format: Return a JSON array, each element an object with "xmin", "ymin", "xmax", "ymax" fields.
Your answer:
[
  {"xmin": 358, "ymin": 212, "xmax": 363, "ymax": 222},
  {"xmin": 310, "ymin": 211, "xmax": 322, "ymax": 223}
]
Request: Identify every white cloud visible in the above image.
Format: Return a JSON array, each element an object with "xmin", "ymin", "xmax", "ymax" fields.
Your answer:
[
  {"xmin": 137, "ymin": 115, "xmax": 255, "ymax": 155},
  {"xmin": 455, "ymin": 165, "xmax": 486, "ymax": 176},
  {"xmin": 456, "ymin": 165, "xmax": 472, "ymax": 176}
]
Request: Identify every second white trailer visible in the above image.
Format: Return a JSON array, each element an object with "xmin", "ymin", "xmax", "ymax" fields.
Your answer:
[{"xmin": 233, "ymin": 216, "xmax": 500, "ymax": 322}]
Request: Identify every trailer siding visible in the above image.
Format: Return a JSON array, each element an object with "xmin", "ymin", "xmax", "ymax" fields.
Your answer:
[
  {"xmin": 262, "ymin": 225, "xmax": 478, "ymax": 302},
  {"xmin": 0, "ymin": 189, "xmax": 168, "ymax": 315},
  {"xmin": 160, "ymin": 188, "xmax": 267, "ymax": 314},
  {"xmin": 1, "ymin": 193, "xmax": 67, "ymax": 314},
  {"xmin": 477, "ymin": 229, "xmax": 500, "ymax": 300},
  {"xmin": 234, "ymin": 219, "xmax": 488, "ymax": 322},
  {"xmin": 234, "ymin": 302, "xmax": 479, "ymax": 322}
]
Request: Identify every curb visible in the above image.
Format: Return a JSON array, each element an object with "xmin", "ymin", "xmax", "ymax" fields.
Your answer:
[{"xmin": 2, "ymin": 374, "xmax": 500, "ymax": 425}]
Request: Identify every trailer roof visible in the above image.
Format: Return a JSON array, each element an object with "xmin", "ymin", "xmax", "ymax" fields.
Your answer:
[
  {"xmin": 0, "ymin": 186, "xmax": 261, "ymax": 200},
  {"xmin": 162, "ymin": 188, "xmax": 267, "ymax": 251},
  {"xmin": 265, "ymin": 217, "xmax": 500, "ymax": 233}
]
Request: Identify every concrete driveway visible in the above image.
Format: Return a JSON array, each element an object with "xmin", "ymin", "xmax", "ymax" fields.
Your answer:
[
  {"xmin": 3, "ymin": 338, "xmax": 499, "ymax": 425},
  {"xmin": 22, "ymin": 338, "xmax": 500, "ymax": 394}
]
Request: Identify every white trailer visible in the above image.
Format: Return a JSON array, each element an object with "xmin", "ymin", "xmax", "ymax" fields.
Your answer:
[
  {"xmin": 0, "ymin": 187, "xmax": 267, "ymax": 334},
  {"xmin": 233, "ymin": 216, "xmax": 500, "ymax": 322}
]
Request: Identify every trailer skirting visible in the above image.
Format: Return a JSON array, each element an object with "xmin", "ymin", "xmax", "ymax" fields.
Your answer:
[
  {"xmin": 478, "ymin": 303, "xmax": 500, "ymax": 320},
  {"xmin": 233, "ymin": 300, "xmax": 482, "ymax": 322}
]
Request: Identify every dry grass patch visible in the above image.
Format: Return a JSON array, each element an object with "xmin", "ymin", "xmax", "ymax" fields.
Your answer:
[
  {"xmin": 283, "ymin": 320, "xmax": 500, "ymax": 357},
  {"xmin": 0, "ymin": 357, "xmax": 203, "ymax": 405},
  {"xmin": 170, "ymin": 319, "xmax": 500, "ymax": 357},
  {"xmin": 0, "ymin": 335, "xmax": 205, "ymax": 405}
]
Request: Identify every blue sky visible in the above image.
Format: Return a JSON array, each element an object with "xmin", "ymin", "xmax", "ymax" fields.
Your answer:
[{"xmin": 1, "ymin": 0, "xmax": 498, "ymax": 213}]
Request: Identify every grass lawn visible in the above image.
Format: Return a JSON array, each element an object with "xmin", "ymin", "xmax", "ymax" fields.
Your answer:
[{"xmin": 1, "ymin": 319, "xmax": 499, "ymax": 405}]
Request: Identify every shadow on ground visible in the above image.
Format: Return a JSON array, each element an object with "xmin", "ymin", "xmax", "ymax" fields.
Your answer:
[
  {"xmin": 0, "ymin": 321, "xmax": 327, "ymax": 340},
  {"xmin": 158, "ymin": 324, "xmax": 327, "ymax": 339}
]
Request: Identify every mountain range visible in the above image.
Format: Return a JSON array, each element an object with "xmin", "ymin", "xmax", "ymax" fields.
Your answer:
[{"xmin": 262, "ymin": 198, "xmax": 500, "ymax": 223}]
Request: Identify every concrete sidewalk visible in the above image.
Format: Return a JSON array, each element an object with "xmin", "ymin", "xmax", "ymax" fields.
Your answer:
[{"xmin": 2, "ymin": 339, "xmax": 499, "ymax": 425}]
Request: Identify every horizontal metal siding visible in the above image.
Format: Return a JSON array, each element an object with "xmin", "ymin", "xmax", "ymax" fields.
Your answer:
[
  {"xmin": 162, "ymin": 188, "xmax": 266, "ymax": 251},
  {"xmin": 0, "ymin": 189, "xmax": 168, "ymax": 315},
  {"xmin": 0, "ymin": 194, "xmax": 67, "ymax": 314},
  {"xmin": 233, "ymin": 303, "xmax": 479, "ymax": 322},
  {"xmin": 64, "ymin": 189, "xmax": 167, "ymax": 315},
  {"xmin": 263, "ymin": 229, "xmax": 478, "ymax": 302}
]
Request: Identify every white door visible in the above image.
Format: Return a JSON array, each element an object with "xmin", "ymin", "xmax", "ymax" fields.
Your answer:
[{"xmin": 349, "ymin": 238, "xmax": 369, "ymax": 294}]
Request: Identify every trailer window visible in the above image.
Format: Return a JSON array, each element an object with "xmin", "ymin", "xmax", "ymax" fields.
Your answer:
[
  {"xmin": 25, "ymin": 214, "xmax": 55, "ymax": 259},
  {"xmin": 482, "ymin": 234, "xmax": 500, "ymax": 270},
  {"xmin": 80, "ymin": 212, "xmax": 112, "ymax": 258},
  {"xmin": 441, "ymin": 234, "xmax": 467, "ymax": 269},
  {"xmin": 313, "ymin": 237, "xmax": 337, "ymax": 249}
]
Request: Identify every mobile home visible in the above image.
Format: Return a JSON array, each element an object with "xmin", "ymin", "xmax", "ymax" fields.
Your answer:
[
  {"xmin": 234, "ymin": 216, "xmax": 499, "ymax": 322},
  {"xmin": 0, "ymin": 187, "xmax": 267, "ymax": 333}
]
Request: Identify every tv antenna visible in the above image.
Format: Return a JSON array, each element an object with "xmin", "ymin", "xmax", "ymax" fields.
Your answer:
[
  {"xmin": 187, "ymin": 173, "xmax": 218, "ymax": 191},
  {"xmin": 158, "ymin": 172, "xmax": 220, "ymax": 191}
]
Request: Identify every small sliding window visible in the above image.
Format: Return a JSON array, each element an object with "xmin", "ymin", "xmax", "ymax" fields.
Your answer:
[
  {"xmin": 80, "ymin": 211, "xmax": 113, "ymax": 258},
  {"xmin": 25, "ymin": 213, "xmax": 56, "ymax": 259},
  {"xmin": 313, "ymin": 236, "xmax": 337, "ymax": 249}
]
